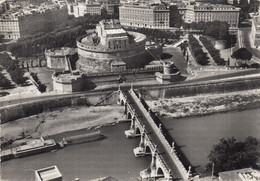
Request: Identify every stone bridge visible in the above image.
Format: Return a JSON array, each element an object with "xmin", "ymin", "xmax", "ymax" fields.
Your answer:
[{"xmin": 118, "ymin": 88, "xmax": 192, "ymax": 181}]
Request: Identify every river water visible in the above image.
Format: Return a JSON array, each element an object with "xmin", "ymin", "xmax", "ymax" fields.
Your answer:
[
  {"xmin": 161, "ymin": 108, "xmax": 260, "ymax": 174},
  {"xmin": 1, "ymin": 123, "xmax": 151, "ymax": 181},
  {"xmin": 1, "ymin": 108, "xmax": 260, "ymax": 180}
]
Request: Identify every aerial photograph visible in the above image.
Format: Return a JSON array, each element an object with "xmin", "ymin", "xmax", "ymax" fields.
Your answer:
[{"xmin": 0, "ymin": 0, "xmax": 260, "ymax": 180}]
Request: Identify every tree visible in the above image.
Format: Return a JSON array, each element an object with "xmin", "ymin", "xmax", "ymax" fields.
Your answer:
[
  {"xmin": 206, "ymin": 137, "xmax": 260, "ymax": 175},
  {"xmin": 231, "ymin": 48, "xmax": 253, "ymax": 64},
  {"xmin": 0, "ymin": 34, "xmax": 4, "ymax": 43}
]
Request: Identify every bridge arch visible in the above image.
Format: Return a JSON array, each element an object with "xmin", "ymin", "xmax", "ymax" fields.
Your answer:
[
  {"xmin": 120, "ymin": 99, "xmax": 125, "ymax": 106},
  {"xmin": 127, "ymin": 111, "xmax": 132, "ymax": 119},
  {"xmin": 157, "ymin": 167, "xmax": 164, "ymax": 176},
  {"xmin": 145, "ymin": 145, "xmax": 151, "ymax": 154},
  {"xmin": 135, "ymin": 126, "xmax": 141, "ymax": 135}
]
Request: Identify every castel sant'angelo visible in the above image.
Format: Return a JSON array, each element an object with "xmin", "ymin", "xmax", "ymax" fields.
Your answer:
[{"xmin": 76, "ymin": 19, "xmax": 147, "ymax": 72}]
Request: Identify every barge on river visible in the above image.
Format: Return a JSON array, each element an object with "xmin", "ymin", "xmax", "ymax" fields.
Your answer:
[
  {"xmin": 0, "ymin": 137, "xmax": 57, "ymax": 162},
  {"xmin": 62, "ymin": 130, "xmax": 105, "ymax": 145}
]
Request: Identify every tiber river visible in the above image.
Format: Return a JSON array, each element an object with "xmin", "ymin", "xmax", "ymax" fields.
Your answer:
[{"xmin": 1, "ymin": 108, "xmax": 260, "ymax": 181}]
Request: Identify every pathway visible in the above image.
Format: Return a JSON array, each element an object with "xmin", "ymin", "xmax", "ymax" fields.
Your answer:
[{"xmin": 125, "ymin": 91, "xmax": 184, "ymax": 180}]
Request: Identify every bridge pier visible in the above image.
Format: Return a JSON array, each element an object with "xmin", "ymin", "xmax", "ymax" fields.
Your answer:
[
  {"xmin": 133, "ymin": 132, "xmax": 147, "ymax": 157},
  {"xmin": 140, "ymin": 148, "xmax": 173, "ymax": 181},
  {"xmin": 125, "ymin": 117, "xmax": 141, "ymax": 138}
]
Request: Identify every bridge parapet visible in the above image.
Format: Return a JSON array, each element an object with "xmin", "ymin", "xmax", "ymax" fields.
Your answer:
[{"xmin": 128, "ymin": 89, "xmax": 190, "ymax": 180}]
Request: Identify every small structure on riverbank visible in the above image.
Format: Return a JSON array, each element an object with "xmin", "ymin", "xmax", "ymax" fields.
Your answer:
[
  {"xmin": 35, "ymin": 165, "xmax": 62, "ymax": 181},
  {"xmin": 155, "ymin": 61, "xmax": 181, "ymax": 83},
  {"xmin": 52, "ymin": 70, "xmax": 84, "ymax": 93}
]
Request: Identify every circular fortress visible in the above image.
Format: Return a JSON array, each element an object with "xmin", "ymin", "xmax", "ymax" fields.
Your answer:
[{"xmin": 76, "ymin": 19, "xmax": 147, "ymax": 72}]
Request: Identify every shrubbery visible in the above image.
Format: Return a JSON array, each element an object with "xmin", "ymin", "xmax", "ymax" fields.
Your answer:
[
  {"xmin": 0, "ymin": 53, "xmax": 27, "ymax": 85},
  {"xmin": 207, "ymin": 137, "xmax": 260, "ymax": 175},
  {"xmin": 188, "ymin": 35, "xmax": 209, "ymax": 65},
  {"xmin": 0, "ymin": 72, "xmax": 12, "ymax": 88},
  {"xmin": 199, "ymin": 36, "xmax": 225, "ymax": 65}
]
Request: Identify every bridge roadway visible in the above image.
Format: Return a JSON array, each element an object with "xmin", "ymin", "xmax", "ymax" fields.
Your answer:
[{"xmin": 124, "ymin": 91, "xmax": 184, "ymax": 180}]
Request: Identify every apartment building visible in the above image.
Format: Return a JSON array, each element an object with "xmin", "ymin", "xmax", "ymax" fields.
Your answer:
[
  {"xmin": 0, "ymin": 4, "xmax": 68, "ymax": 39},
  {"xmin": 184, "ymin": 4, "xmax": 240, "ymax": 28},
  {"xmin": 119, "ymin": 3, "xmax": 170, "ymax": 29}
]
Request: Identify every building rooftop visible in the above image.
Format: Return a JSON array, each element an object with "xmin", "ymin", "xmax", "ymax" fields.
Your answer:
[
  {"xmin": 219, "ymin": 168, "xmax": 260, "ymax": 181},
  {"xmin": 105, "ymin": 28, "xmax": 127, "ymax": 35},
  {"xmin": 193, "ymin": 3, "xmax": 240, "ymax": 11},
  {"xmin": 35, "ymin": 165, "xmax": 62, "ymax": 181},
  {"xmin": 45, "ymin": 47, "xmax": 76, "ymax": 57},
  {"xmin": 0, "ymin": 2, "xmax": 62, "ymax": 19}
]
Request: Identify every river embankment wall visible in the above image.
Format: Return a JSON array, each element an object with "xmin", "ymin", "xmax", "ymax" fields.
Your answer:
[
  {"xmin": 2, "ymin": 76, "xmax": 260, "ymax": 124},
  {"xmin": 141, "ymin": 76, "xmax": 260, "ymax": 99},
  {"xmin": 0, "ymin": 91, "xmax": 119, "ymax": 124}
]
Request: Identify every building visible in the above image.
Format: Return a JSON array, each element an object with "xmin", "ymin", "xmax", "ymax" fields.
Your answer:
[
  {"xmin": 45, "ymin": 47, "xmax": 77, "ymax": 70},
  {"xmin": 155, "ymin": 61, "xmax": 181, "ymax": 83},
  {"xmin": 52, "ymin": 71, "xmax": 84, "ymax": 93},
  {"xmin": 184, "ymin": 4, "xmax": 240, "ymax": 28},
  {"xmin": 67, "ymin": 2, "xmax": 101, "ymax": 17},
  {"xmin": 119, "ymin": 3, "xmax": 170, "ymax": 29},
  {"xmin": 252, "ymin": 16, "xmax": 260, "ymax": 48},
  {"xmin": 35, "ymin": 165, "xmax": 62, "ymax": 181},
  {"xmin": 76, "ymin": 19, "xmax": 147, "ymax": 72},
  {"xmin": 218, "ymin": 168, "xmax": 260, "ymax": 181},
  {"xmin": 0, "ymin": 4, "xmax": 68, "ymax": 39},
  {"xmin": 98, "ymin": 0, "xmax": 120, "ymax": 15}
]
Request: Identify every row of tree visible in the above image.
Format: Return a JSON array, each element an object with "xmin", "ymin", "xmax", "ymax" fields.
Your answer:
[
  {"xmin": 183, "ymin": 21, "xmax": 230, "ymax": 41},
  {"xmin": 30, "ymin": 72, "xmax": 46, "ymax": 93},
  {"xmin": 199, "ymin": 36, "xmax": 225, "ymax": 65},
  {"xmin": 0, "ymin": 71, "xmax": 12, "ymax": 89},
  {"xmin": 188, "ymin": 35, "xmax": 209, "ymax": 65},
  {"xmin": 5, "ymin": 13, "xmax": 114, "ymax": 57},
  {"xmin": 0, "ymin": 53, "xmax": 27, "ymax": 85}
]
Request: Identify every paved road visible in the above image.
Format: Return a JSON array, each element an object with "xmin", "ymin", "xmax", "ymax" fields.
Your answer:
[
  {"xmin": 1, "ymin": 69, "xmax": 260, "ymax": 107},
  {"xmin": 125, "ymin": 91, "xmax": 183, "ymax": 180}
]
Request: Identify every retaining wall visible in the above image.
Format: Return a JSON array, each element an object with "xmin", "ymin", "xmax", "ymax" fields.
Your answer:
[
  {"xmin": 142, "ymin": 77, "xmax": 260, "ymax": 99},
  {"xmin": 0, "ymin": 91, "xmax": 118, "ymax": 124}
]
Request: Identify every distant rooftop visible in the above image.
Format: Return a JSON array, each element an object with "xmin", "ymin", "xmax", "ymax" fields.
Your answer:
[{"xmin": 0, "ymin": 2, "xmax": 62, "ymax": 19}]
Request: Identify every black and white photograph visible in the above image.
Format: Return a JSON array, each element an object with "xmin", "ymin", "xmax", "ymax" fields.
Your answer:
[{"xmin": 0, "ymin": 0, "xmax": 260, "ymax": 180}]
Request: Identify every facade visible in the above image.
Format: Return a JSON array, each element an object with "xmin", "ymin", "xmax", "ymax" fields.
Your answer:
[
  {"xmin": 98, "ymin": 0, "xmax": 120, "ymax": 14},
  {"xmin": 76, "ymin": 19, "xmax": 147, "ymax": 72},
  {"xmin": 0, "ymin": 4, "xmax": 68, "ymax": 39},
  {"xmin": 35, "ymin": 165, "xmax": 62, "ymax": 181},
  {"xmin": 67, "ymin": 2, "xmax": 101, "ymax": 17},
  {"xmin": 184, "ymin": 4, "xmax": 240, "ymax": 28},
  {"xmin": 252, "ymin": 13, "xmax": 260, "ymax": 48},
  {"xmin": 119, "ymin": 3, "xmax": 170, "ymax": 29}
]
